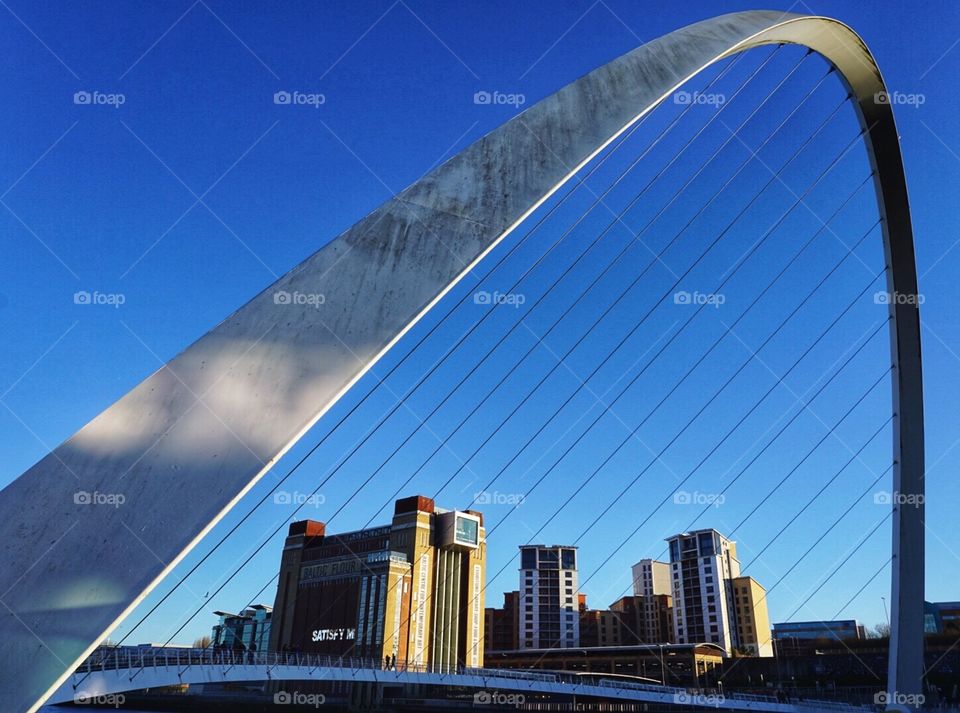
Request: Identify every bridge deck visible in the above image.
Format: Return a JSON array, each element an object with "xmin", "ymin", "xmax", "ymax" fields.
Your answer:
[{"xmin": 49, "ymin": 648, "xmax": 869, "ymax": 713}]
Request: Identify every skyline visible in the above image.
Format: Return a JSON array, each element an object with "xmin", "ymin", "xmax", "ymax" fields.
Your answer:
[{"xmin": 0, "ymin": 0, "xmax": 955, "ymax": 655}]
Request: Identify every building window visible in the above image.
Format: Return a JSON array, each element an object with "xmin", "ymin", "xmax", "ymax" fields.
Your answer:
[{"xmin": 521, "ymin": 549, "xmax": 537, "ymax": 570}]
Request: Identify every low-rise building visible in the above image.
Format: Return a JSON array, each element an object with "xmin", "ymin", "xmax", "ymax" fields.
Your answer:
[
  {"xmin": 771, "ymin": 619, "xmax": 866, "ymax": 655},
  {"xmin": 211, "ymin": 604, "xmax": 272, "ymax": 652},
  {"xmin": 925, "ymin": 601, "xmax": 960, "ymax": 634},
  {"xmin": 484, "ymin": 591, "xmax": 519, "ymax": 652},
  {"xmin": 484, "ymin": 643, "xmax": 725, "ymax": 687}
]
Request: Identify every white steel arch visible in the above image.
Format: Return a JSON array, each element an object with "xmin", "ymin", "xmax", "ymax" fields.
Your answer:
[{"xmin": 0, "ymin": 11, "xmax": 922, "ymax": 712}]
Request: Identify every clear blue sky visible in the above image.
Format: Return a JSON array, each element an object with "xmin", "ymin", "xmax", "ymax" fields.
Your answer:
[{"xmin": 1, "ymin": 0, "xmax": 958, "ymax": 647}]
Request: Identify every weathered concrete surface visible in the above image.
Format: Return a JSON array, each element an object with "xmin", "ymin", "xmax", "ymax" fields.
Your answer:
[{"xmin": 0, "ymin": 10, "xmax": 922, "ymax": 712}]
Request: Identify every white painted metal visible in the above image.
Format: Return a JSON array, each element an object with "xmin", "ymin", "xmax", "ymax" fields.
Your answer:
[
  {"xmin": 0, "ymin": 10, "xmax": 922, "ymax": 713},
  {"xmin": 47, "ymin": 650, "xmax": 867, "ymax": 713}
]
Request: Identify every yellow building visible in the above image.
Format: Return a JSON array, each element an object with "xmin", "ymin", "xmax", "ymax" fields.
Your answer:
[
  {"xmin": 269, "ymin": 495, "xmax": 485, "ymax": 669},
  {"xmin": 730, "ymin": 576, "xmax": 773, "ymax": 657}
]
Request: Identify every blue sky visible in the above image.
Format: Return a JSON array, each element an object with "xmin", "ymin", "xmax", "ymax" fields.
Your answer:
[{"xmin": 1, "ymin": 0, "xmax": 958, "ymax": 647}]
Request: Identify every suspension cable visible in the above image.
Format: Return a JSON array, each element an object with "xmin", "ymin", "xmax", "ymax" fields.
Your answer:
[
  {"xmin": 101, "ymin": 47, "xmax": 741, "ymax": 660},
  {"xmin": 305, "ymin": 143, "xmax": 880, "ymax": 651},
  {"xmin": 355, "ymin": 56, "xmax": 830, "ymax": 526},
  {"xmin": 731, "ymin": 413, "xmax": 894, "ymax": 539},
  {"xmin": 287, "ymin": 85, "xmax": 861, "ymax": 644},
  {"xmin": 301, "ymin": 46, "xmax": 803, "ymax": 531},
  {"xmin": 117, "ymin": 50, "xmax": 773, "ymax": 666}
]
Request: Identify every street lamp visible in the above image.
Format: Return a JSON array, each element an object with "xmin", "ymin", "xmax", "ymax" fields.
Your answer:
[{"xmin": 659, "ymin": 644, "xmax": 665, "ymax": 686}]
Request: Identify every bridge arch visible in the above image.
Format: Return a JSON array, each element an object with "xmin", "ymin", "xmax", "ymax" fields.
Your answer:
[{"xmin": 0, "ymin": 11, "xmax": 922, "ymax": 712}]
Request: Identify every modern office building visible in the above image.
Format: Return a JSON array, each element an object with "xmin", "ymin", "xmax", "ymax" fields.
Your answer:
[
  {"xmin": 211, "ymin": 604, "xmax": 272, "ymax": 652},
  {"xmin": 484, "ymin": 590, "xmax": 519, "ymax": 652},
  {"xmin": 924, "ymin": 601, "xmax": 960, "ymax": 635},
  {"xmin": 518, "ymin": 545, "xmax": 580, "ymax": 649},
  {"xmin": 268, "ymin": 495, "xmax": 486, "ymax": 670},
  {"xmin": 666, "ymin": 529, "xmax": 771, "ymax": 657},
  {"xmin": 771, "ymin": 619, "xmax": 866, "ymax": 655}
]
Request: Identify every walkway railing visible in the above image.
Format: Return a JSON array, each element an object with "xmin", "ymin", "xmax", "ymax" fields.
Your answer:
[{"xmin": 74, "ymin": 646, "xmax": 870, "ymax": 712}]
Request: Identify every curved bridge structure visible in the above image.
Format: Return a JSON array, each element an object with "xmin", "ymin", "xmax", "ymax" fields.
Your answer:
[
  {"xmin": 47, "ymin": 649, "xmax": 867, "ymax": 713},
  {"xmin": 0, "ymin": 10, "xmax": 922, "ymax": 712}
]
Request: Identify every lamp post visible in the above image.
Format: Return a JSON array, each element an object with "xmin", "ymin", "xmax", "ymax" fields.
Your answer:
[{"xmin": 659, "ymin": 644, "xmax": 666, "ymax": 686}]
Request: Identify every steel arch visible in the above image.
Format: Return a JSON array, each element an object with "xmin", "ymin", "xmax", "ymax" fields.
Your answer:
[{"xmin": 0, "ymin": 10, "xmax": 923, "ymax": 712}]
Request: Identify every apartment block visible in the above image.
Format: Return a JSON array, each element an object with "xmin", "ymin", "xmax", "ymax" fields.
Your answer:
[
  {"xmin": 518, "ymin": 545, "xmax": 580, "ymax": 649},
  {"xmin": 665, "ymin": 529, "xmax": 772, "ymax": 657}
]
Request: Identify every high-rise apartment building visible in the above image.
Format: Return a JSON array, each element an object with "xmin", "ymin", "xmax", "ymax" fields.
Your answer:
[
  {"xmin": 631, "ymin": 558, "xmax": 674, "ymax": 643},
  {"xmin": 665, "ymin": 529, "xmax": 771, "ymax": 657},
  {"xmin": 518, "ymin": 545, "xmax": 580, "ymax": 649},
  {"xmin": 269, "ymin": 495, "xmax": 486, "ymax": 669}
]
